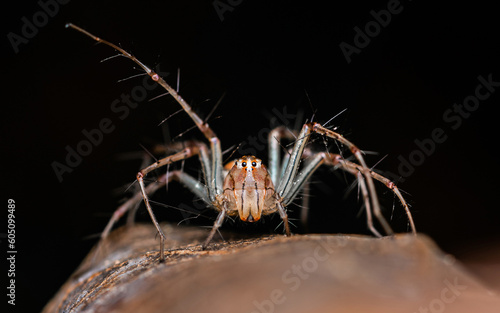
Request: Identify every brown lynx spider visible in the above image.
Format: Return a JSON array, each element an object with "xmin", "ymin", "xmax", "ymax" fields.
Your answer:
[{"xmin": 66, "ymin": 23, "xmax": 416, "ymax": 262}]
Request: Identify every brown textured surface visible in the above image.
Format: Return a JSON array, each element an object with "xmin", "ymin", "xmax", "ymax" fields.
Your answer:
[{"xmin": 42, "ymin": 224, "xmax": 500, "ymax": 313}]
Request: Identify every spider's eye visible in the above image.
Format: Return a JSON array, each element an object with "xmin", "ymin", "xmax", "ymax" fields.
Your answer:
[
  {"xmin": 252, "ymin": 162, "xmax": 257, "ymax": 167},
  {"xmin": 242, "ymin": 162, "xmax": 247, "ymax": 167}
]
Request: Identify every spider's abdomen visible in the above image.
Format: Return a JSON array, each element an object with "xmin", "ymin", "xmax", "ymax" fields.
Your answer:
[{"xmin": 223, "ymin": 156, "xmax": 278, "ymax": 222}]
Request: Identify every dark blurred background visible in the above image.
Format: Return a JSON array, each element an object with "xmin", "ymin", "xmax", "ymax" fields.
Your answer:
[{"xmin": 2, "ymin": 0, "xmax": 499, "ymax": 311}]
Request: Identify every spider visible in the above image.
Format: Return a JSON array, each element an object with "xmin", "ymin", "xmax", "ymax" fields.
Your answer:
[{"xmin": 67, "ymin": 24, "xmax": 416, "ymax": 262}]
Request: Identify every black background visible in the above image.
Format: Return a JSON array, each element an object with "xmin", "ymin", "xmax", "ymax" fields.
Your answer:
[{"xmin": 2, "ymin": 0, "xmax": 500, "ymax": 312}]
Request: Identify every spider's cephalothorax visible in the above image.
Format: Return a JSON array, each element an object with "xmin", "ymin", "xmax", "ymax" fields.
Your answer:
[
  {"xmin": 67, "ymin": 23, "xmax": 417, "ymax": 263},
  {"xmin": 222, "ymin": 156, "xmax": 279, "ymax": 222}
]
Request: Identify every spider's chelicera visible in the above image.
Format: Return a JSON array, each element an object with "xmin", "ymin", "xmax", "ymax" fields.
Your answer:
[{"xmin": 67, "ymin": 23, "xmax": 417, "ymax": 262}]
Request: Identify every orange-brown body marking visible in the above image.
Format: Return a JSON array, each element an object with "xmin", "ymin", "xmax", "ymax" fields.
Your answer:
[{"xmin": 223, "ymin": 156, "xmax": 279, "ymax": 222}]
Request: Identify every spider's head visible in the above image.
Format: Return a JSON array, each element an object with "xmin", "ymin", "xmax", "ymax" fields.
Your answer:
[{"xmin": 223, "ymin": 156, "xmax": 276, "ymax": 223}]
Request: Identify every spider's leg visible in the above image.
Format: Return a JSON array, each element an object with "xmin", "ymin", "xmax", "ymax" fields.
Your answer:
[
  {"xmin": 276, "ymin": 202, "xmax": 291, "ymax": 236},
  {"xmin": 269, "ymin": 126, "xmax": 292, "ymax": 185},
  {"xmin": 136, "ymin": 142, "xmax": 213, "ymax": 262},
  {"xmin": 67, "ymin": 23, "xmax": 224, "ymax": 199},
  {"xmin": 281, "ymin": 151, "xmax": 323, "ymax": 207},
  {"xmin": 104, "ymin": 168, "xmax": 213, "ymax": 241},
  {"xmin": 353, "ymin": 170, "xmax": 383, "ymax": 237},
  {"xmin": 276, "ymin": 124, "xmax": 313, "ymax": 198},
  {"xmin": 300, "ymin": 179, "xmax": 311, "ymax": 232},
  {"xmin": 67, "ymin": 24, "xmax": 230, "ymax": 257},
  {"xmin": 333, "ymin": 158, "xmax": 417, "ymax": 235},
  {"xmin": 102, "ymin": 172, "xmax": 168, "ymax": 240},
  {"xmin": 118, "ymin": 141, "xmax": 211, "ymax": 229},
  {"xmin": 153, "ymin": 141, "xmax": 214, "ymax": 201},
  {"xmin": 308, "ymin": 122, "xmax": 394, "ymax": 236},
  {"xmin": 93, "ymin": 169, "xmax": 211, "ymax": 265},
  {"xmin": 281, "ymin": 150, "xmax": 385, "ymax": 236},
  {"xmin": 267, "ymin": 124, "xmax": 317, "ymax": 235},
  {"xmin": 126, "ymin": 151, "xmax": 154, "ymax": 226},
  {"xmin": 202, "ymin": 208, "xmax": 226, "ymax": 249}
]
